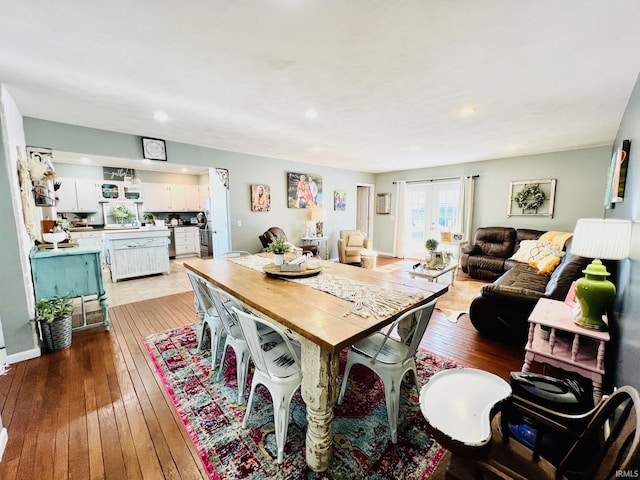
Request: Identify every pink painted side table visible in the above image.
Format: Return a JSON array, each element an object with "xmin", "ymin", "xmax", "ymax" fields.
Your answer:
[{"xmin": 523, "ymin": 298, "xmax": 610, "ymax": 403}]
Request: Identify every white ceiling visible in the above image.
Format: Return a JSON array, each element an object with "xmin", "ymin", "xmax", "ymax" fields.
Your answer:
[{"xmin": 2, "ymin": 1, "xmax": 640, "ymax": 174}]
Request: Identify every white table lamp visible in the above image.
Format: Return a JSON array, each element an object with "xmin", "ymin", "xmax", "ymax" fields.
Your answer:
[{"xmin": 570, "ymin": 218, "xmax": 631, "ymax": 330}]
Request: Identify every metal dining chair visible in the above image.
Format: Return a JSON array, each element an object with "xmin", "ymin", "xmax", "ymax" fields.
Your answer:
[
  {"xmin": 233, "ymin": 307, "xmax": 302, "ymax": 464},
  {"xmin": 207, "ymin": 284, "xmax": 280, "ymax": 404},
  {"xmin": 186, "ymin": 271, "xmax": 225, "ymax": 371},
  {"xmin": 337, "ymin": 298, "xmax": 438, "ymax": 443}
]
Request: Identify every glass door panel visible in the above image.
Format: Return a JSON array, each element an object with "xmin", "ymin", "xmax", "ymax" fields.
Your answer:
[{"xmin": 405, "ymin": 181, "xmax": 460, "ymax": 259}]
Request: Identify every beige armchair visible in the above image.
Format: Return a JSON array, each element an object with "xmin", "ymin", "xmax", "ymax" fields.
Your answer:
[{"xmin": 337, "ymin": 229, "xmax": 371, "ymax": 264}]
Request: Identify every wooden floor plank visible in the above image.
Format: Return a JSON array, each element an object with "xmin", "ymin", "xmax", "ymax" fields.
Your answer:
[{"xmin": 0, "ymin": 260, "xmax": 528, "ymax": 479}]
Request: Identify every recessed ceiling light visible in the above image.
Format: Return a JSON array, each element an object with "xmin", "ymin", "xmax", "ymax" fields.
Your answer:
[
  {"xmin": 154, "ymin": 111, "xmax": 169, "ymax": 122},
  {"xmin": 312, "ymin": 145, "xmax": 321, "ymax": 153},
  {"xmin": 305, "ymin": 107, "xmax": 318, "ymax": 120},
  {"xmin": 460, "ymin": 106, "xmax": 476, "ymax": 117}
]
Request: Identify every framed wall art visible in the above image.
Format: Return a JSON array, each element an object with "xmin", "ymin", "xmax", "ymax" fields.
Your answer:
[
  {"xmin": 334, "ymin": 190, "xmax": 346, "ymax": 211},
  {"xmin": 508, "ymin": 179, "xmax": 556, "ymax": 217},
  {"xmin": 251, "ymin": 184, "xmax": 271, "ymax": 212},
  {"xmin": 376, "ymin": 193, "xmax": 391, "ymax": 214},
  {"xmin": 287, "ymin": 172, "xmax": 322, "ymax": 208},
  {"xmin": 604, "ymin": 139, "xmax": 631, "ymax": 209},
  {"xmin": 141, "ymin": 137, "xmax": 167, "ymax": 161}
]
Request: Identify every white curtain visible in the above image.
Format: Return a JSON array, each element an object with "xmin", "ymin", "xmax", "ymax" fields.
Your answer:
[
  {"xmin": 457, "ymin": 176, "xmax": 476, "ymax": 243},
  {"xmin": 392, "ymin": 180, "xmax": 407, "ymax": 258}
]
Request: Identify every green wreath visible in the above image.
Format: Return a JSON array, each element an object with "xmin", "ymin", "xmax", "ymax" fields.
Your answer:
[{"xmin": 514, "ymin": 184, "xmax": 546, "ymax": 212}]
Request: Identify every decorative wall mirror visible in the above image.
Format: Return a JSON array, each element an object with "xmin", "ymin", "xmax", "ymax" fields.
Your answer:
[{"xmin": 376, "ymin": 193, "xmax": 391, "ymax": 214}]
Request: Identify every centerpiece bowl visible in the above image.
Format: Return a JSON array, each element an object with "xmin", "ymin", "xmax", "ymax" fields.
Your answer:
[{"xmin": 43, "ymin": 232, "xmax": 67, "ymax": 249}]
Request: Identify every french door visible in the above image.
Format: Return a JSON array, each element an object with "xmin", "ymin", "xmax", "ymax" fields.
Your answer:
[{"xmin": 405, "ymin": 181, "xmax": 460, "ymax": 259}]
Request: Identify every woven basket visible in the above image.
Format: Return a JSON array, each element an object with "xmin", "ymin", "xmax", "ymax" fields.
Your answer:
[{"xmin": 39, "ymin": 316, "xmax": 73, "ymax": 351}]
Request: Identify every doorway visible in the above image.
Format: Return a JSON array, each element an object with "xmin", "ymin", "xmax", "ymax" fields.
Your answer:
[
  {"xmin": 405, "ymin": 181, "xmax": 460, "ymax": 259},
  {"xmin": 207, "ymin": 168, "xmax": 231, "ymax": 257},
  {"xmin": 356, "ymin": 184, "xmax": 374, "ymax": 239}
]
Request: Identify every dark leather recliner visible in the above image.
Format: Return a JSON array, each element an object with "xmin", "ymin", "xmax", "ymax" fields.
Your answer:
[
  {"xmin": 460, "ymin": 227, "xmax": 545, "ymax": 281},
  {"xmin": 258, "ymin": 227, "xmax": 317, "ymax": 256}
]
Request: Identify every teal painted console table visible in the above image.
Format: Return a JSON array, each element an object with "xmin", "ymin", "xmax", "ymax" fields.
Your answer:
[{"xmin": 30, "ymin": 239, "xmax": 109, "ymax": 331}]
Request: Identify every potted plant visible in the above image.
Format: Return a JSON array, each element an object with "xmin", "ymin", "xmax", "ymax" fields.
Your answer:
[
  {"xmin": 425, "ymin": 238, "xmax": 439, "ymax": 268},
  {"xmin": 35, "ymin": 296, "xmax": 74, "ymax": 351},
  {"xmin": 111, "ymin": 203, "xmax": 133, "ymax": 226},
  {"xmin": 267, "ymin": 237, "xmax": 291, "ymax": 266},
  {"xmin": 425, "ymin": 238, "xmax": 439, "ymax": 252},
  {"xmin": 143, "ymin": 212, "xmax": 156, "ymax": 225}
]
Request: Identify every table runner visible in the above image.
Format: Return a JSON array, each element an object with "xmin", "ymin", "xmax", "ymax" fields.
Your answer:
[{"xmin": 230, "ymin": 255, "xmax": 424, "ymax": 319}]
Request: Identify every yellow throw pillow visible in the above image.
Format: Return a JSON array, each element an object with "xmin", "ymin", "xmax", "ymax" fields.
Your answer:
[
  {"xmin": 347, "ymin": 234, "xmax": 364, "ymax": 247},
  {"xmin": 536, "ymin": 254, "xmax": 561, "ymax": 275}
]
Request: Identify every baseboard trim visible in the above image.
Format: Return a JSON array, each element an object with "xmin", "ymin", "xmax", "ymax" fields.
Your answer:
[
  {"xmin": 0, "ymin": 427, "xmax": 8, "ymax": 462},
  {"xmin": 7, "ymin": 347, "xmax": 41, "ymax": 365}
]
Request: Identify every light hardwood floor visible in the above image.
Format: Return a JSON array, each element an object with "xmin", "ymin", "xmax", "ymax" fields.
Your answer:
[{"xmin": 0, "ymin": 256, "xmax": 526, "ymax": 479}]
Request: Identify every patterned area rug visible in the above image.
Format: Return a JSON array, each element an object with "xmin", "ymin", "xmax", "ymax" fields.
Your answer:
[{"xmin": 143, "ymin": 324, "xmax": 459, "ymax": 479}]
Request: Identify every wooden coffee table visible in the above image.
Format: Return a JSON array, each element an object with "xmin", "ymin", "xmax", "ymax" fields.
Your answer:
[{"xmin": 406, "ymin": 262, "xmax": 458, "ymax": 285}]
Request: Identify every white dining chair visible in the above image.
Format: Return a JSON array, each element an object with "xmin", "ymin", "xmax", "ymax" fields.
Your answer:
[
  {"xmin": 232, "ymin": 307, "xmax": 302, "ymax": 464},
  {"xmin": 186, "ymin": 271, "xmax": 225, "ymax": 371},
  {"xmin": 337, "ymin": 298, "xmax": 438, "ymax": 443},
  {"xmin": 207, "ymin": 284, "xmax": 280, "ymax": 404}
]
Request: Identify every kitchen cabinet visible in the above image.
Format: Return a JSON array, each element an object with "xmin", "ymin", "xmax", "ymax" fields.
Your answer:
[
  {"xmin": 172, "ymin": 226, "xmax": 200, "ymax": 258},
  {"xmin": 142, "ymin": 183, "xmax": 171, "ymax": 210},
  {"xmin": 104, "ymin": 229, "xmax": 171, "ymax": 282},
  {"xmin": 71, "ymin": 230, "xmax": 104, "ymax": 242},
  {"xmin": 199, "ymin": 183, "xmax": 209, "ymax": 211},
  {"xmin": 143, "ymin": 182, "xmax": 200, "ymax": 212},
  {"xmin": 56, "ymin": 177, "xmax": 100, "ymax": 212}
]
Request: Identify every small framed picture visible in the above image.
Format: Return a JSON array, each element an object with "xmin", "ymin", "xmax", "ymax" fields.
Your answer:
[
  {"xmin": 141, "ymin": 137, "xmax": 167, "ymax": 161},
  {"xmin": 334, "ymin": 190, "xmax": 346, "ymax": 211},
  {"xmin": 251, "ymin": 184, "xmax": 271, "ymax": 212},
  {"xmin": 433, "ymin": 252, "xmax": 446, "ymax": 269}
]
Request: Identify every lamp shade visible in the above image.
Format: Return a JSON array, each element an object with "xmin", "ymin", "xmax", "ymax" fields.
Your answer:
[
  {"xmin": 570, "ymin": 218, "xmax": 631, "ymax": 260},
  {"xmin": 310, "ymin": 208, "xmax": 326, "ymax": 222}
]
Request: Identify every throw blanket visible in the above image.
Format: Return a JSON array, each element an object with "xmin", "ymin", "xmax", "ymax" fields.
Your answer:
[
  {"xmin": 230, "ymin": 255, "xmax": 424, "ymax": 319},
  {"xmin": 539, "ymin": 231, "xmax": 573, "ymax": 250}
]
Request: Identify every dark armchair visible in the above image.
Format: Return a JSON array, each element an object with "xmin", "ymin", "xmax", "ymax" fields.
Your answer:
[{"xmin": 258, "ymin": 227, "xmax": 318, "ymax": 256}]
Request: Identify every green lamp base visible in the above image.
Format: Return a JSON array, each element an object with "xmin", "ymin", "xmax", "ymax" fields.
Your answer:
[
  {"xmin": 575, "ymin": 314, "xmax": 609, "ymax": 331},
  {"xmin": 573, "ymin": 259, "xmax": 613, "ymax": 331}
]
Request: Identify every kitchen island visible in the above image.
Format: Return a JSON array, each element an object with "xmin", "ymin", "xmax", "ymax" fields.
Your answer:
[{"xmin": 104, "ymin": 228, "xmax": 171, "ymax": 282}]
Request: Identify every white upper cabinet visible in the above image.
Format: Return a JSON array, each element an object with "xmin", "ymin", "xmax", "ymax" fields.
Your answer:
[
  {"xmin": 56, "ymin": 177, "xmax": 99, "ymax": 212},
  {"xmin": 143, "ymin": 183, "xmax": 172, "ymax": 211},
  {"xmin": 143, "ymin": 183, "xmax": 200, "ymax": 212}
]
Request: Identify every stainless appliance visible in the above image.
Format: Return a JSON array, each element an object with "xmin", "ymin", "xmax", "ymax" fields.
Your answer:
[
  {"xmin": 168, "ymin": 227, "xmax": 176, "ymax": 258},
  {"xmin": 197, "ymin": 212, "xmax": 213, "ymax": 257},
  {"xmin": 199, "ymin": 226, "xmax": 213, "ymax": 258}
]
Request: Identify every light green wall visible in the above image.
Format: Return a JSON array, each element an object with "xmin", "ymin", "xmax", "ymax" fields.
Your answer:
[
  {"xmin": 24, "ymin": 118, "xmax": 375, "ymax": 256},
  {"xmin": 607, "ymin": 73, "xmax": 640, "ymax": 390},
  {"xmin": 0, "ymin": 88, "xmax": 38, "ymax": 356},
  {"xmin": 373, "ymin": 147, "xmax": 611, "ymax": 254}
]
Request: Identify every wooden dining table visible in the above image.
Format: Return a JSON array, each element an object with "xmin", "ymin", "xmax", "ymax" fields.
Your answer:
[{"xmin": 183, "ymin": 255, "xmax": 447, "ymax": 472}]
